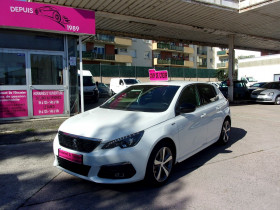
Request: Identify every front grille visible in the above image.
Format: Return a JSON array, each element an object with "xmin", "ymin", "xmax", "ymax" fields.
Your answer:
[
  {"xmin": 57, "ymin": 156, "xmax": 90, "ymax": 176},
  {"xmin": 58, "ymin": 131, "xmax": 101, "ymax": 153}
]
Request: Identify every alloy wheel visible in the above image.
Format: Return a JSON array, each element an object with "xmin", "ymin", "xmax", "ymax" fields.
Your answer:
[
  {"xmin": 153, "ymin": 147, "xmax": 173, "ymax": 182},
  {"xmin": 222, "ymin": 120, "xmax": 231, "ymax": 143}
]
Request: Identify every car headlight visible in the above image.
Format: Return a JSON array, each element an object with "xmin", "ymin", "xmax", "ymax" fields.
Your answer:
[
  {"xmin": 268, "ymin": 92, "xmax": 274, "ymax": 96},
  {"xmin": 102, "ymin": 131, "xmax": 144, "ymax": 149}
]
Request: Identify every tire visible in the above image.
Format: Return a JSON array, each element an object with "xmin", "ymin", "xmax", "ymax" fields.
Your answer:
[
  {"xmin": 218, "ymin": 119, "xmax": 231, "ymax": 145},
  {"xmin": 145, "ymin": 142, "xmax": 174, "ymax": 186},
  {"xmin": 274, "ymin": 96, "xmax": 280, "ymax": 105}
]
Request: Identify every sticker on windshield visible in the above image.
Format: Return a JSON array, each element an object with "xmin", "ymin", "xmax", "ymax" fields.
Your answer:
[{"xmin": 149, "ymin": 69, "xmax": 168, "ymax": 81}]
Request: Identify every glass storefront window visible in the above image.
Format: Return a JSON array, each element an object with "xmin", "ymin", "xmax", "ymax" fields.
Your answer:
[
  {"xmin": 0, "ymin": 52, "xmax": 26, "ymax": 85},
  {"xmin": 31, "ymin": 54, "xmax": 63, "ymax": 85},
  {"xmin": 0, "ymin": 29, "xmax": 64, "ymax": 51}
]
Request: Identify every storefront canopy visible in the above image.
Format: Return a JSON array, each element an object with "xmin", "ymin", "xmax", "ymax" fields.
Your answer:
[{"xmin": 30, "ymin": 0, "xmax": 280, "ymax": 53}]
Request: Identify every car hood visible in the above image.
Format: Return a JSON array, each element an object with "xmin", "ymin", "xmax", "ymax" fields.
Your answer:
[{"xmin": 59, "ymin": 107, "xmax": 172, "ymax": 141}]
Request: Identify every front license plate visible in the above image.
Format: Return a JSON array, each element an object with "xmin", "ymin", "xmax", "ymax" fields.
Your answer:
[{"xmin": 58, "ymin": 149, "xmax": 83, "ymax": 164}]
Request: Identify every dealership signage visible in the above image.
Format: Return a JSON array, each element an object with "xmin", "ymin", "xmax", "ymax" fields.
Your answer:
[
  {"xmin": 0, "ymin": 90, "xmax": 28, "ymax": 118},
  {"xmin": 1, "ymin": 1, "xmax": 95, "ymax": 35},
  {"xmin": 149, "ymin": 69, "xmax": 168, "ymax": 81},
  {"xmin": 32, "ymin": 90, "xmax": 64, "ymax": 116}
]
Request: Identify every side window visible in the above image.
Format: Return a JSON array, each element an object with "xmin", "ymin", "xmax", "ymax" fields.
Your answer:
[
  {"xmin": 177, "ymin": 85, "xmax": 200, "ymax": 107},
  {"xmin": 197, "ymin": 84, "xmax": 218, "ymax": 105}
]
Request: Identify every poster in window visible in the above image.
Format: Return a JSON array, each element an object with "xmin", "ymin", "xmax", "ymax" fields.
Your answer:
[
  {"xmin": 33, "ymin": 90, "xmax": 64, "ymax": 116},
  {"xmin": 0, "ymin": 90, "xmax": 28, "ymax": 118}
]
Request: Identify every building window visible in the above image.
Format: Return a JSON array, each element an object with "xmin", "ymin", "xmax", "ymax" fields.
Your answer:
[
  {"xmin": 131, "ymin": 50, "xmax": 136, "ymax": 58},
  {"xmin": 0, "ymin": 52, "xmax": 26, "ymax": 85},
  {"xmin": 120, "ymin": 48, "xmax": 128, "ymax": 53},
  {"xmin": 144, "ymin": 51, "xmax": 150, "ymax": 59}
]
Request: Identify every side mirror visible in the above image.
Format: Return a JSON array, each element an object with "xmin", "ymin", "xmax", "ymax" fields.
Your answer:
[
  {"xmin": 177, "ymin": 103, "xmax": 196, "ymax": 114},
  {"xmin": 96, "ymin": 81, "xmax": 99, "ymax": 87}
]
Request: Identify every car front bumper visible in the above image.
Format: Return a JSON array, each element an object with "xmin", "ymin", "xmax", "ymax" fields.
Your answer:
[
  {"xmin": 53, "ymin": 134, "xmax": 149, "ymax": 184},
  {"xmin": 251, "ymin": 94, "xmax": 274, "ymax": 103}
]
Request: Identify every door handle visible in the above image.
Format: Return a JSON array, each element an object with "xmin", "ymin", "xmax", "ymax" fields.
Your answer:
[
  {"xmin": 201, "ymin": 113, "xmax": 206, "ymax": 118},
  {"xmin": 216, "ymin": 106, "xmax": 221, "ymax": 110}
]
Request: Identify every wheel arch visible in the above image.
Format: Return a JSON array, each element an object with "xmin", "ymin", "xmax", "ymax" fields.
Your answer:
[
  {"xmin": 150, "ymin": 137, "xmax": 177, "ymax": 164},
  {"xmin": 224, "ymin": 115, "xmax": 231, "ymax": 125}
]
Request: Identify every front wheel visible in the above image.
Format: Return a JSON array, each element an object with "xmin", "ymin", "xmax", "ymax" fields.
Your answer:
[
  {"xmin": 274, "ymin": 96, "xmax": 280, "ymax": 105},
  {"xmin": 218, "ymin": 119, "xmax": 231, "ymax": 145},
  {"xmin": 145, "ymin": 142, "xmax": 174, "ymax": 186}
]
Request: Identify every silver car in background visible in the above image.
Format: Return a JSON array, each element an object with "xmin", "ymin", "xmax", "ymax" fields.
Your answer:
[{"xmin": 251, "ymin": 82, "xmax": 280, "ymax": 105}]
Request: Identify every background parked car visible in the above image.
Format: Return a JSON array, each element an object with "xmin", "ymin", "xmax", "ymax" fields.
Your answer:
[
  {"xmin": 98, "ymin": 83, "xmax": 112, "ymax": 97},
  {"xmin": 219, "ymin": 80, "xmax": 250, "ymax": 100},
  {"xmin": 241, "ymin": 76, "xmax": 258, "ymax": 87},
  {"xmin": 251, "ymin": 81, "xmax": 280, "ymax": 105},
  {"xmin": 110, "ymin": 78, "xmax": 140, "ymax": 94},
  {"xmin": 78, "ymin": 70, "xmax": 99, "ymax": 103},
  {"xmin": 248, "ymin": 82, "xmax": 267, "ymax": 94}
]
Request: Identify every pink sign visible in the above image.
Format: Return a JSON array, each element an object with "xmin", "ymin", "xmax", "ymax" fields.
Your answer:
[
  {"xmin": 0, "ymin": 90, "xmax": 28, "ymax": 118},
  {"xmin": 1, "ymin": 1, "xmax": 95, "ymax": 35},
  {"xmin": 149, "ymin": 69, "xmax": 168, "ymax": 81},
  {"xmin": 58, "ymin": 149, "xmax": 83, "ymax": 164},
  {"xmin": 33, "ymin": 90, "xmax": 64, "ymax": 116}
]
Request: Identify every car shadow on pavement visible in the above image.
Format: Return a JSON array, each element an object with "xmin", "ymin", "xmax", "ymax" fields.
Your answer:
[
  {"xmin": 104, "ymin": 127, "xmax": 247, "ymax": 189},
  {"xmin": 170, "ymin": 127, "xmax": 247, "ymax": 182}
]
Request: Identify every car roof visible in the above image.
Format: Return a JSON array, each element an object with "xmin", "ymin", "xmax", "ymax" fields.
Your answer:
[{"xmin": 134, "ymin": 80, "xmax": 206, "ymax": 87}]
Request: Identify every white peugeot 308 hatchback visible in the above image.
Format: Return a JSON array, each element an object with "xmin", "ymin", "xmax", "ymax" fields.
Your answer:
[{"xmin": 53, "ymin": 81, "xmax": 231, "ymax": 186}]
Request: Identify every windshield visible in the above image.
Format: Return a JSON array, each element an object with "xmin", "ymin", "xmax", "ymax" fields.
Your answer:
[
  {"xmin": 100, "ymin": 85, "xmax": 180, "ymax": 112},
  {"xmin": 78, "ymin": 76, "xmax": 95, "ymax": 86},
  {"xmin": 124, "ymin": 79, "xmax": 139, "ymax": 85}
]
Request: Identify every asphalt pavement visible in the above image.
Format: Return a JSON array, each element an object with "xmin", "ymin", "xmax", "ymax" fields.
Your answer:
[{"xmin": 0, "ymin": 102, "xmax": 280, "ymax": 210}]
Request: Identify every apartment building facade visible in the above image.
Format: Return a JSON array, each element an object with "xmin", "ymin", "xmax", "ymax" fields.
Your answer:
[
  {"xmin": 81, "ymin": 34, "xmax": 133, "ymax": 66},
  {"xmin": 81, "ymin": 34, "xmax": 218, "ymax": 70}
]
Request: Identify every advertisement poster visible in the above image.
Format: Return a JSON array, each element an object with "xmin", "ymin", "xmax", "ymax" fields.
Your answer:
[
  {"xmin": 33, "ymin": 90, "xmax": 64, "ymax": 116},
  {"xmin": 0, "ymin": 90, "xmax": 28, "ymax": 118}
]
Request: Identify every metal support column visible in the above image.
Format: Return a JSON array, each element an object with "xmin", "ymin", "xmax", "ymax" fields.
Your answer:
[
  {"xmin": 79, "ymin": 36, "xmax": 84, "ymax": 113},
  {"xmin": 228, "ymin": 35, "xmax": 235, "ymax": 102}
]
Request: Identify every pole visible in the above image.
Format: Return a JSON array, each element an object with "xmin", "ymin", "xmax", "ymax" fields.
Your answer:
[
  {"xmin": 100, "ymin": 63, "xmax": 102, "ymax": 83},
  {"xmin": 228, "ymin": 35, "xmax": 235, "ymax": 102},
  {"xmin": 79, "ymin": 36, "xmax": 84, "ymax": 113}
]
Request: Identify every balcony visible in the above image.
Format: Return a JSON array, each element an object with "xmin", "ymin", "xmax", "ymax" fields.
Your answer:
[
  {"xmin": 93, "ymin": 34, "xmax": 115, "ymax": 43},
  {"xmin": 152, "ymin": 43, "xmax": 193, "ymax": 54},
  {"xmin": 115, "ymin": 54, "xmax": 132, "ymax": 63},
  {"xmin": 197, "ymin": 50, "xmax": 207, "ymax": 58},
  {"xmin": 81, "ymin": 52, "xmax": 132, "ymax": 63},
  {"xmin": 82, "ymin": 52, "xmax": 115, "ymax": 61},
  {"xmin": 154, "ymin": 58, "xmax": 194, "ymax": 67},
  {"xmin": 198, "ymin": 62, "xmax": 207, "ymax": 68},
  {"xmin": 92, "ymin": 35, "xmax": 132, "ymax": 46},
  {"xmin": 114, "ymin": 37, "xmax": 132, "ymax": 46},
  {"xmin": 217, "ymin": 50, "xmax": 229, "ymax": 57},
  {"xmin": 217, "ymin": 62, "xmax": 229, "ymax": 69}
]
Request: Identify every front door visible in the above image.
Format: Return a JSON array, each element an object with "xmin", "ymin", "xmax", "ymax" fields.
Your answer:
[{"xmin": 27, "ymin": 51, "xmax": 68, "ymax": 117}]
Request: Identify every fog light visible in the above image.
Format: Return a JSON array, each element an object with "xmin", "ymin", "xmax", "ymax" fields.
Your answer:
[{"xmin": 98, "ymin": 162, "xmax": 136, "ymax": 179}]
